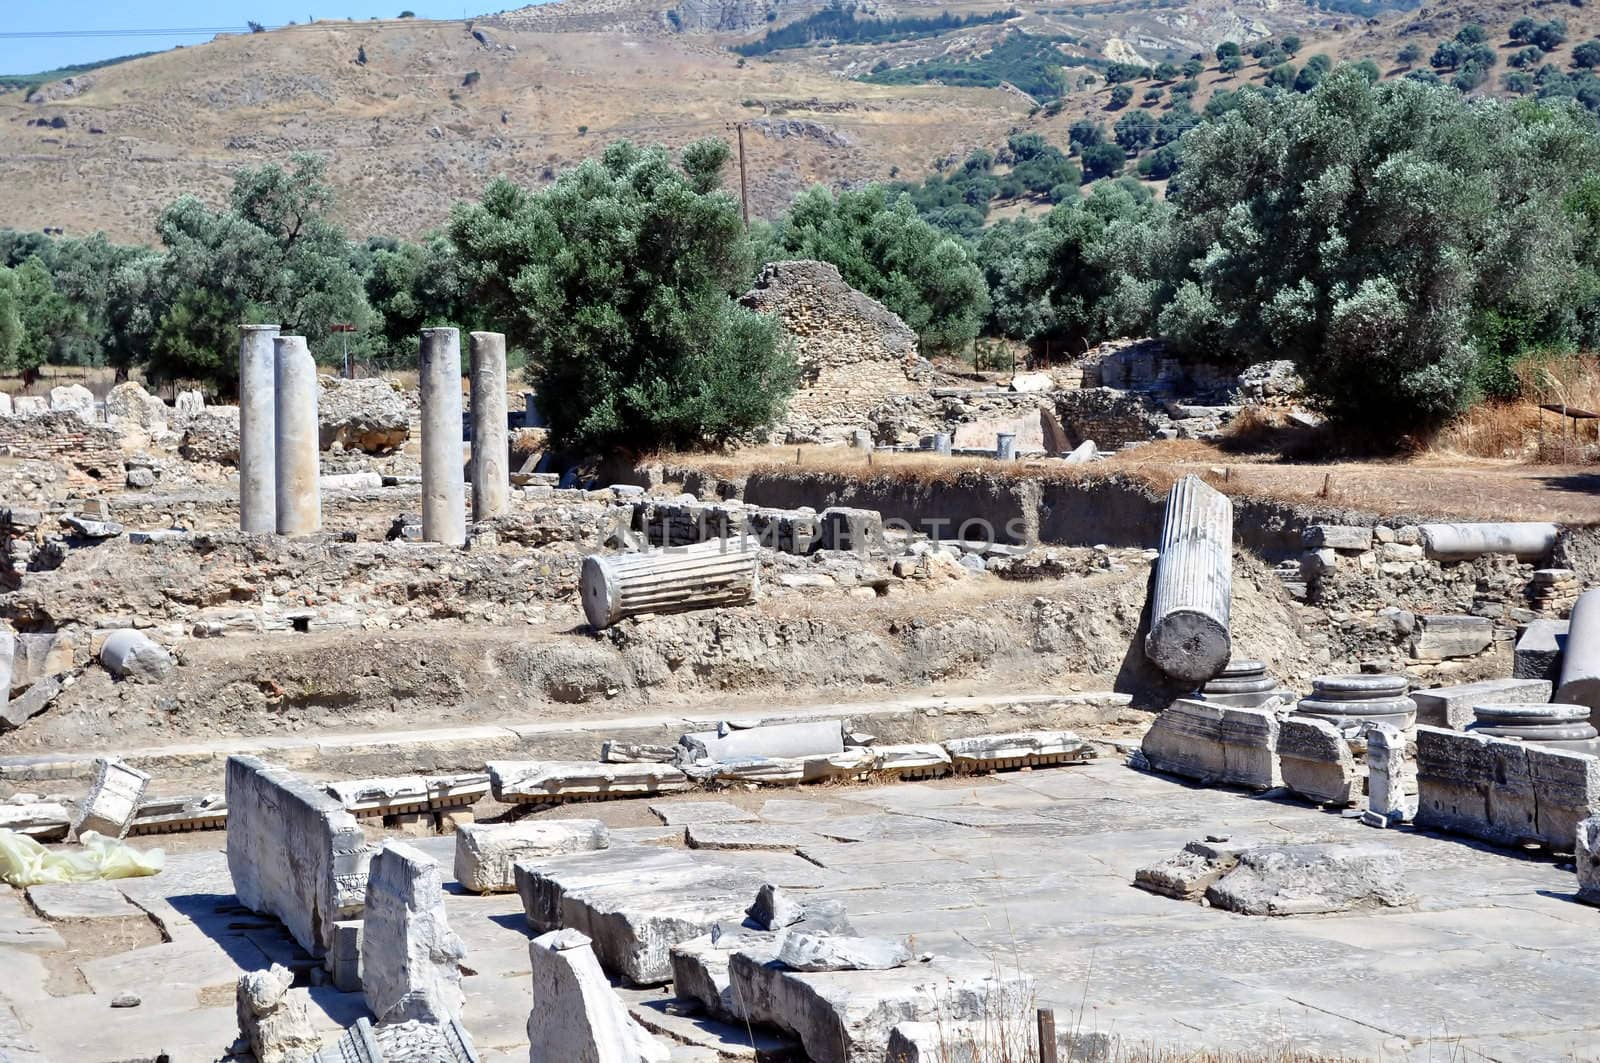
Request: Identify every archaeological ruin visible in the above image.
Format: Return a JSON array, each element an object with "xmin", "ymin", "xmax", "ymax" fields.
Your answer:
[{"xmin": 0, "ymin": 290, "xmax": 1597, "ymax": 1063}]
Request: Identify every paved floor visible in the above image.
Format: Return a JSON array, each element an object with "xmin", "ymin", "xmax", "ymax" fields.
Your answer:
[{"xmin": 3, "ymin": 760, "xmax": 1598, "ymax": 1062}]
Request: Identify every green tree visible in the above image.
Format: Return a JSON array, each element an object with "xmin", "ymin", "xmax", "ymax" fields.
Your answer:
[
  {"xmin": 762, "ymin": 183, "xmax": 990, "ymax": 355},
  {"xmin": 1109, "ymin": 84, "xmax": 1134, "ymax": 109},
  {"xmin": 1267, "ymin": 62, "xmax": 1297, "ymax": 89},
  {"xmin": 1216, "ymin": 41, "xmax": 1241, "ymax": 62},
  {"xmin": 1398, "ymin": 43, "xmax": 1424, "ymax": 66},
  {"xmin": 1574, "ymin": 40, "xmax": 1600, "ymax": 70},
  {"xmin": 1114, "ymin": 109, "xmax": 1157, "ymax": 150},
  {"xmin": 1080, "ymin": 141, "xmax": 1126, "ymax": 181},
  {"xmin": 0, "ymin": 267, "xmax": 23, "ymax": 372},
  {"xmin": 449, "ymin": 139, "xmax": 795, "ymax": 452}
]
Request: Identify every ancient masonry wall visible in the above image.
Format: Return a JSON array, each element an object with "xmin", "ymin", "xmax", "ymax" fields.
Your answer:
[{"xmin": 0, "ymin": 412, "xmax": 124, "ymax": 482}]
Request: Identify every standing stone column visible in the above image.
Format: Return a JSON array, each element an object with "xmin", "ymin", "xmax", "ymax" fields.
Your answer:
[
  {"xmin": 931, "ymin": 432, "xmax": 951, "ymax": 456},
  {"xmin": 468, "ymin": 331, "xmax": 509, "ymax": 522},
  {"xmin": 238, "ymin": 324, "xmax": 280, "ymax": 533},
  {"xmin": 419, "ymin": 328, "xmax": 466, "ymax": 546},
  {"xmin": 1145, "ymin": 474, "xmax": 1233, "ymax": 684},
  {"xmin": 273, "ymin": 335, "xmax": 321, "ymax": 536},
  {"xmin": 1557, "ymin": 589, "xmax": 1600, "ymax": 722}
]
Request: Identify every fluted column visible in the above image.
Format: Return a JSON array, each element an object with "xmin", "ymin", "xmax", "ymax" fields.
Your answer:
[
  {"xmin": 420, "ymin": 327, "xmax": 466, "ymax": 546},
  {"xmin": 1558, "ymin": 589, "xmax": 1600, "ymax": 725},
  {"xmin": 1144, "ymin": 474, "xmax": 1232, "ymax": 683},
  {"xmin": 273, "ymin": 335, "xmax": 321, "ymax": 536},
  {"xmin": 468, "ymin": 331, "xmax": 509, "ymax": 522},
  {"xmin": 580, "ymin": 540, "xmax": 759, "ymax": 630},
  {"xmin": 238, "ymin": 324, "xmax": 280, "ymax": 533}
]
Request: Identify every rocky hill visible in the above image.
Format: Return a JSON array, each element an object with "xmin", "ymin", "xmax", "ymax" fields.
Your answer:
[{"xmin": 0, "ymin": 0, "xmax": 1591, "ymax": 244}]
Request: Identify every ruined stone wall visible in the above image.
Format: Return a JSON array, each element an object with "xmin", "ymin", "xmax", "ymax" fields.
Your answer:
[
  {"xmin": 869, "ymin": 389, "xmax": 1057, "ymax": 448},
  {"xmin": 1052, "ymin": 389, "xmax": 1169, "ymax": 449},
  {"xmin": 740, "ymin": 260, "xmax": 930, "ymax": 444},
  {"xmin": 0, "ymin": 412, "xmax": 123, "ymax": 482}
]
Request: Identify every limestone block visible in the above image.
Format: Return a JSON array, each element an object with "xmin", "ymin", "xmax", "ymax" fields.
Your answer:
[
  {"xmin": 1139, "ymin": 700, "xmax": 1280, "ymax": 789},
  {"xmin": 728, "ymin": 950, "xmax": 1033, "ymax": 1063},
  {"xmin": 679, "ymin": 720, "xmax": 844, "ymax": 762},
  {"xmin": 1516, "ymin": 619, "xmax": 1568, "ymax": 682},
  {"xmin": 776, "ymin": 932, "xmax": 910, "ymax": 972},
  {"xmin": 686, "ymin": 824, "xmax": 823, "ymax": 851},
  {"xmin": 1410, "ymin": 615, "xmax": 1494, "ymax": 661},
  {"xmin": 671, "ymin": 929, "xmax": 784, "ymax": 1022},
  {"xmin": 888, "ymin": 1021, "xmax": 1020, "ymax": 1063},
  {"xmin": 1411, "ymin": 728, "xmax": 1595, "ymax": 850},
  {"xmin": 1579, "ymin": 817, "xmax": 1600, "ymax": 907},
  {"xmin": 515, "ymin": 846, "xmax": 769, "ymax": 985},
  {"xmin": 1364, "ymin": 724, "xmax": 1417, "ymax": 825},
  {"xmin": 0, "ymin": 624, "xmax": 11, "ymax": 726},
  {"xmin": 1278, "ymin": 717, "xmax": 1360, "ymax": 806},
  {"xmin": 225, "ymin": 755, "xmax": 376, "ymax": 955},
  {"xmin": 98, "ymin": 628, "xmax": 173, "ymax": 682},
  {"xmin": 0, "ymin": 800, "xmax": 71, "ymax": 840},
  {"xmin": 1302, "ymin": 525, "xmax": 1372, "ymax": 552},
  {"xmin": 684, "ymin": 750, "xmax": 873, "ymax": 786},
  {"xmin": 600, "ymin": 741, "xmax": 677, "ymax": 764},
  {"xmin": 321, "ymin": 471, "xmax": 383, "ymax": 492},
  {"xmin": 453, "ymin": 819, "xmax": 609, "ymax": 893},
  {"xmin": 1134, "ymin": 837, "xmax": 1247, "ymax": 899},
  {"xmin": 1526, "ymin": 745, "xmax": 1600, "ymax": 853},
  {"xmin": 942, "ymin": 730, "xmax": 1095, "ymax": 771},
  {"xmin": 309, "ymin": 1017, "xmax": 479, "ymax": 1062},
  {"xmin": 0, "ymin": 674, "xmax": 60, "ymax": 733},
  {"xmin": 1411, "ymin": 678, "xmax": 1554, "ymax": 731},
  {"xmin": 328, "ymin": 919, "xmax": 363, "ymax": 993},
  {"xmin": 1204, "ymin": 844, "xmax": 1412, "ymax": 916},
  {"xmin": 648, "ymin": 802, "xmax": 758, "ymax": 827},
  {"xmin": 237, "ymin": 964, "xmax": 322, "ymax": 1063},
  {"xmin": 818, "ymin": 507, "xmax": 884, "ymax": 554},
  {"xmin": 870, "ymin": 743, "xmax": 952, "ymax": 778},
  {"xmin": 362, "ymin": 841, "xmax": 466, "ymax": 1025},
  {"xmin": 48, "ymin": 384, "xmax": 94, "ymax": 420},
  {"xmin": 73, "ymin": 757, "xmax": 149, "ymax": 840},
  {"xmin": 1415, "ymin": 727, "xmax": 1498, "ymax": 842},
  {"xmin": 488, "ymin": 761, "xmax": 690, "ymax": 804},
  {"xmin": 528, "ymin": 928, "xmax": 669, "ymax": 1063},
  {"xmin": 318, "ymin": 376, "xmax": 410, "ymax": 455}
]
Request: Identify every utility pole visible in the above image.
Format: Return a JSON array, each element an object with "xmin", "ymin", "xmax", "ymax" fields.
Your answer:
[{"xmin": 735, "ymin": 122, "xmax": 750, "ymax": 229}]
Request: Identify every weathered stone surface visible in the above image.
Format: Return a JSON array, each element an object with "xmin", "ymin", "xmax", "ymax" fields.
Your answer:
[
  {"xmin": 1296, "ymin": 674, "xmax": 1416, "ymax": 729},
  {"xmin": 869, "ymin": 744, "xmax": 951, "ymax": 777},
  {"xmin": 73, "ymin": 757, "xmax": 149, "ymax": 839},
  {"xmin": 581, "ymin": 541, "xmax": 760, "ymax": 630},
  {"xmin": 236, "ymin": 964, "xmax": 321, "ymax": 1063},
  {"xmin": 776, "ymin": 932, "xmax": 910, "ymax": 972},
  {"xmin": 1139, "ymin": 700, "xmax": 1281, "ymax": 789},
  {"xmin": 1302, "ymin": 525, "xmax": 1372, "ymax": 552},
  {"xmin": 684, "ymin": 750, "xmax": 873, "ymax": 786},
  {"xmin": 1145, "ymin": 475, "xmax": 1233, "ymax": 684},
  {"xmin": 943, "ymin": 730, "xmax": 1095, "ymax": 769},
  {"xmin": 1516, "ymin": 619, "xmax": 1568, "ymax": 682},
  {"xmin": 1133, "ymin": 837, "xmax": 1249, "ymax": 900},
  {"xmin": 528, "ymin": 928, "xmax": 669, "ymax": 1063},
  {"xmin": 0, "ymin": 800, "xmax": 71, "ymax": 840},
  {"xmin": 453, "ymin": 819, "xmax": 609, "ymax": 893},
  {"xmin": 686, "ymin": 824, "xmax": 820, "ymax": 851},
  {"xmin": 274, "ymin": 335, "xmax": 321, "ymax": 536},
  {"xmin": 1204, "ymin": 844, "xmax": 1412, "ymax": 916},
  {"xmin": 728, "ymin": 951, "xmax": 1032, "ymax": 1063},
  {"xmin": 887, "ymin": 1021, "xmax": 1032, "ymax": 1063},
  {"xmin": 319, "ymin": 376, "xmax": 410, "ymax": 454},
  {"xmin": 48, "ymin": 383, "xmax": 94, "ymax": 420},
  {"xmin": 238, "ymin": 324, "xmax": 279, "ymax": 534},
  {"xmin": 1557, "ymin": 589, "xmax": 1600, "ymax": 721},
  {"xmin": 362, "ymin": 841, "xmax": 465, "ymax": 1026},
  {"xmin": 1579, "ymin": 817, "xmax": 1600, "ymax": 907},
  {"xmin": 308, "ymin": 1016, "xmax": 480, "ymax": 1062},
  {"xmin": 649, "ymin": 801, "xmax": 759, "ymax": 827},
  {"xmin": 1419, "ymin": 522, "xmax": 1560, "ymax": 562},
  {"xmin": 1364, "ymin": 724, "xmax": 1417, "ymax": 826},
  {"xmin": 1411, "ymin": 615, "xmax": 1494, "ymax": 661},
  {"xmin": 179, "ymin": 406, "xmax": 240, "ymax": 464},
  {"xmin": 1416, "ymin": 726, "xmax": 1600, "ymax": 850},
  {"xmin": 671, "ymin": 928, "xmax": 785, "ymax": 1022},
  {"xmin": 488, "ymin": 761, "xmax": 690, "ymax": 804},
  {"xmin": 600, "ymin": 741, "xmax": 678, "ymax": 764},
  {"xmin": 98, "ymin": 629, "xmax": 173, "ymax": 682},
  {"xmin": 1411, "ymin": 678, "xmax": 1554, "ymax": 731},
  {"xmin": 226, "ymin": 755, "xmax": 375, "ymax": 955},
  {"xmin": 105, "ymin": 382, "xmax": 169, "ymax": 430},
  {"xmin": 680, "ymin": 721, "xmax": 845, "ymax": 764},
  {"xmin": 818, "ymin": 507, "xmax": 884, "ymax": 554},
  {"xmin": 1278, "ymin": 717, "xmax": 1360, "ymax": 807},
  {"xmin": 516, "ymin": 846, "xmax": 769, "ymax": 985}
]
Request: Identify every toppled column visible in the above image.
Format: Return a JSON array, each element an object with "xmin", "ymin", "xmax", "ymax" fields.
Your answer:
[
  {"xmin": 99, "ymin": 629, "xmax": 174, "ymax": 682},
  {"xmin": 238, "ymin": 324, "xmax": 280, "ymax": 534},
  {"xmin": 362, "ymin": 840, "xmax": 466, "ymax": 1025},
  {"xmin": 1556, "ymin": 589, "xmax": 1600, "ymax": 722},
  {"xmin": 580, "ymin": 540, "xmax": 758, "ymax": 630},
  {"xmin": 1419, "ymin": 522, "xmax": 1560, "ymax": 561},
  {"xmin": 527, "ymin": 928, "xmax": 669, "ymax": 1063},
  {"xmin": 273, "ymin": 335, "xmax": 321, "ymax": 536},
  {"xmin": 468, "ymin": 331, "xmax": 509, "ymax": 522},
  {"xmin": 74, "ymin": 757, "xmax": 150, "ymax": 839},
  {"xmin": 1145, "ymin": 474, "xmax": 1233, "ymax": 684},
  {"xmin": 419, "ymin": 327, "xmax": 466, "ymax": 546}
]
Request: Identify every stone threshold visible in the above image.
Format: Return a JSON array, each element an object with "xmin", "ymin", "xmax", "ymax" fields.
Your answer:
[{"xmin": 0, "ymin": 690, "xmax": 1131, "ymax": 786}]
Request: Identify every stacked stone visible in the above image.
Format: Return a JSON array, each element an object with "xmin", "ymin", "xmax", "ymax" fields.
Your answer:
[
  {"xmin": 1468, "ymin": 704, "xmax": 1600, "ymax": 756},
  {"xmin": 1528, "ymin": 569, "xmax": 1580, "ymax": 616},
  {"xmin": 1198, "ymin": 659, "xmax": 1283, "ymax": 708},
  {"xmin": 1295, "ymin": 674, "xmax": 1417, "ymax": 729}
]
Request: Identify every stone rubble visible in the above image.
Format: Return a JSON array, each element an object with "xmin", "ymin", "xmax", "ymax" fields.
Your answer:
[{"xmin": 362, "ymin": 840, "xmax": 467, "ymax": 1025}]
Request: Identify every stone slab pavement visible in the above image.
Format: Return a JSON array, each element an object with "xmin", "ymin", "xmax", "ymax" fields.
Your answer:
[{"xmin": 1, "ymin": 759, "xmax": 1597, "ymax": 1061}]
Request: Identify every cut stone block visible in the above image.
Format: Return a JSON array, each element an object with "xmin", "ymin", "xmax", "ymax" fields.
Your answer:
[
  {"xmin": 529, "ymin": 928, "xmax": 669, "ymax": 1063},
  {"xmin": 685, "ymin": 750, "xmax": 874, "ymax": 786},
  {"xmin": 516, "ymin": 846, "xmax": 770, "ymax": 985},
  {"xmin": 869, "ymin": 743, "xmax": 952, "ymax": 778},
  {"xmin": 776, "ymin": 932, "xmax": 910, "ymax": 972},
  {"xmin": 942, "ymin": 730, "xmax": 1095, "ymax": 771},
  {"xmin": 1302, "ymin": 525, "xmax": 1372, "ymax": 552},
  {"xmin": 1139, "ymin": 701, "xmax": 1281, "ymax": 790},
  {"xmin": 685, "ymin": 824, "xmax": 819, "ymax": 851},
  {"xmin": 0, "ymin": 801, "xmax": 70, "ymax": 841},
  {"xmin": 671, "ymin": 928, "xmax": 785, "ymax": 1023},
  {"xmin": 1416, "ymin": 726, "xmax": 1600, "ymax": 850},
  {"xmin": 453, "ymin": 819, "xmax": 609, "ymax": 894},
  {"xmin": 1411, "ymin": 615, "xmax": 1494, "ymax": 660},
  {"xmin": 1364, "ymin": 724, "xmax": 1417, "ymax": 825},
  {"xmin": 1278, "ymin": 717, "xmax": 1360, "ymax": 807},
  {"xmin": 488, "ymin": 760, "xmax": 690, "ymax": 804},
  {"xmin": 362, "ymin": 840, "xmax": 466, "ymax": 1025},
  {"xmin": 728, "ymin": 951, "xmax": 1033, "ymax": 1063},
  {"xmin": 24, "ymin": 882, "xmax": 140, "ymax": 922},
  {"xmin": 818, "ymin": 507, "xmax": 884, "ymax": 554},
  {"xmin": 601, "ymin": 741, "xmax": 678, "ymax": 764},
  {"xmin": 1515, "ymin": 619, "xmax": 1568, "ymax": 682},
  {"xmin": 1204, "ymin": 844, "xmax": 1412, "ymax": 916},
  {"xmin": 1411, "ymin": 678, "xmax": 1554, "ymax": 731},
  {"xmin": 225, "ymin": 755, "xmax": 376, "ymax": 956},
  {"xmin": 328, "ymin": 919, "xmax": 363, "ymax": 993},
  {"xmin": 72, "ymin": 757, "xmax": 149, "ymax": 840},
  {"xmin": 1579, "ymin": 817, "xmax": 1600, "ymax": 908},
  {"xmin": 1133, "ymin": 837, "xmax": 1248, "ymax": 900},
  {"xmin": 680, "ymin": 720, "xmax": 844, "ymax": 763},
  {"xmin": 1, "ymin": 674, "xmax": 63, "ymax": 734},
  {"xmin": 648, "ymin": 802, "xmax": 760, "ymax": 827}
]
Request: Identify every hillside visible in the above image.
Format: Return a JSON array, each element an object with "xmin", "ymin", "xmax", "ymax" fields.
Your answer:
[{"xmin": 1, "ymin": 0, "xmax": 1596, "ymax": 243}]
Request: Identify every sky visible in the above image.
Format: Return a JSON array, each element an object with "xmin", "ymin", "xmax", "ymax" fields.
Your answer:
[{"xmin": 0, "ymin": 1, "xmax": 507, "ymax": 74}]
